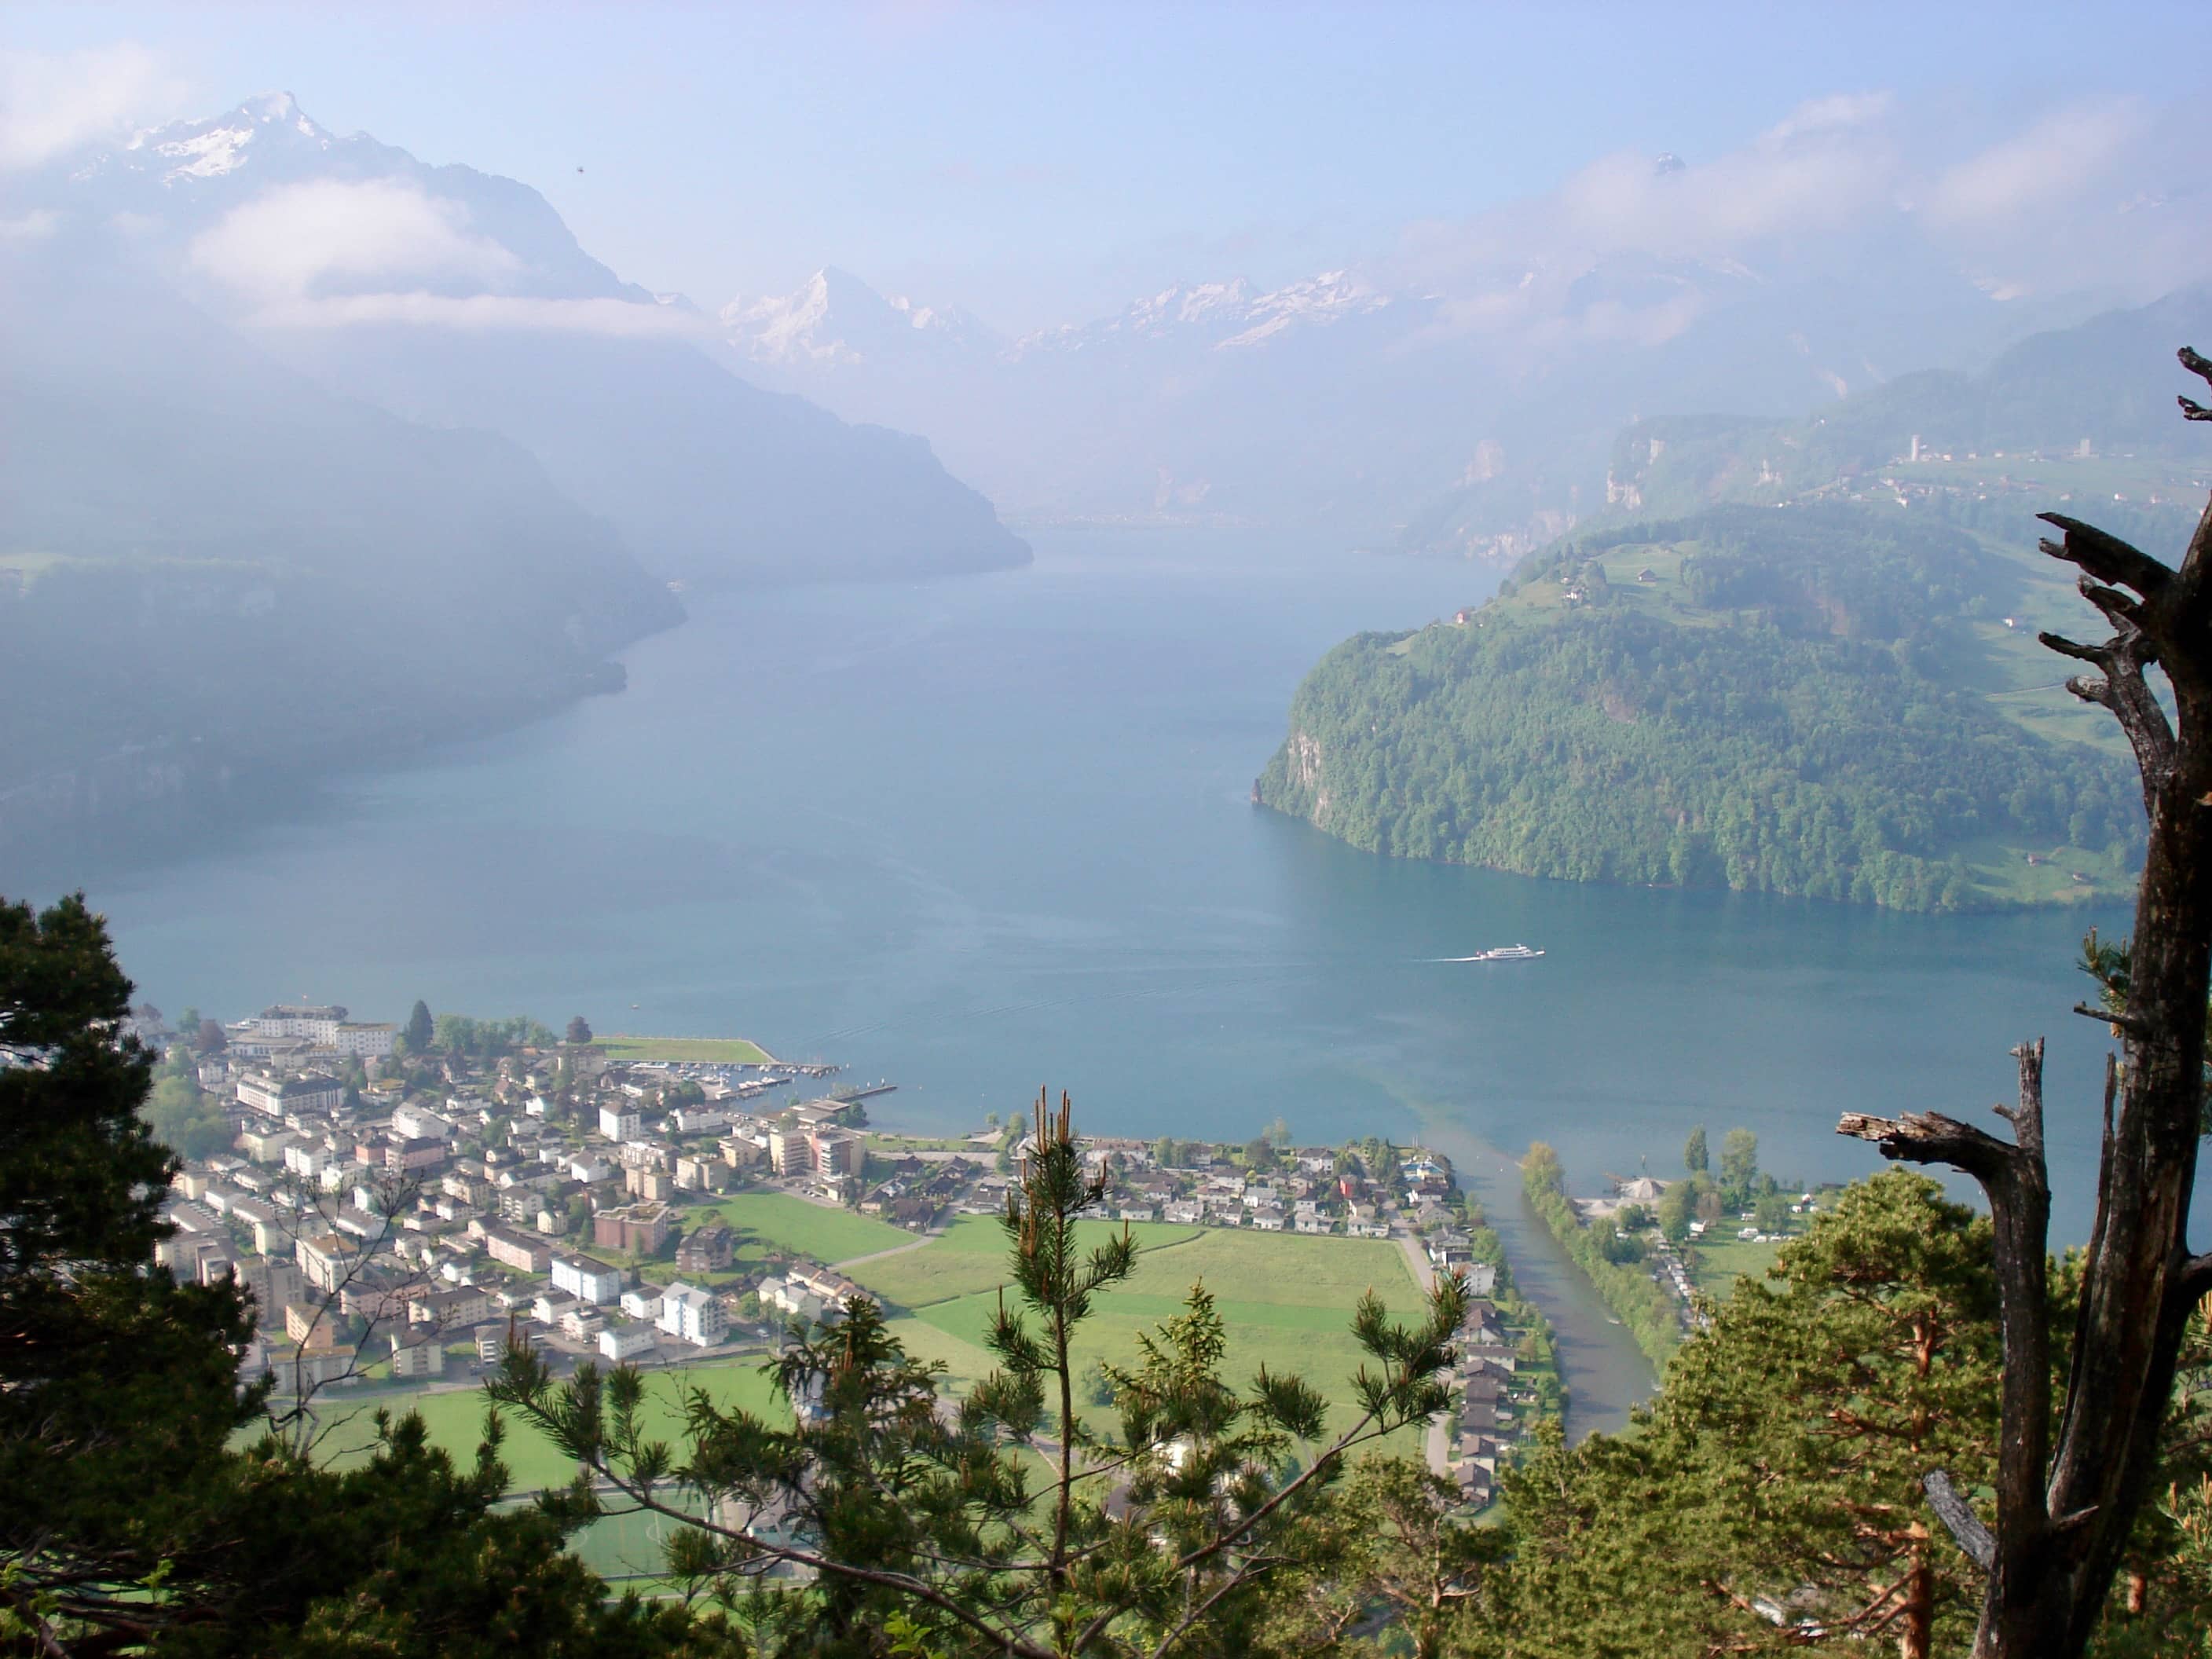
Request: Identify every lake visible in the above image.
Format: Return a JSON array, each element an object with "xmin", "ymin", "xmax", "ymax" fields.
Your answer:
[{"xmin": 22, "ymin": 527, "xmax": 2145, "ymax": 1434}]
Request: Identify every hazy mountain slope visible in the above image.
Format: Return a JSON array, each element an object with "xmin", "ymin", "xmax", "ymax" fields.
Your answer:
[
  {"xmin": 1254, "ymin": 505, "xmax": 2144, "ymax": 912},
  {"xmin": 270, "ymin": 324, "xmax": 1024, "ymax": 584},
  {"xmin": 1602, "ymin": 286, "xmax": 2212, "ymax": 524},
  {"xmin": 0, "ymin": 229, "xmax": 682, "ymax": 857},
  {"xmin": 719, "ymin": 246, "xmax": 2087, "ymax": 537},
  {"xmin": 24, "ymin": 95, "xmax": 1028, "ymax": 587}
]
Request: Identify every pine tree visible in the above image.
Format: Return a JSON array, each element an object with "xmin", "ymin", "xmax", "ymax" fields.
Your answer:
[
  {"xmin": 490, "ymin": 1089, "xmax": 1467, "ymax": 1657},
  {"xmin": 405, "ymin": 998, "xmax": 434, "ymax": 1052}
]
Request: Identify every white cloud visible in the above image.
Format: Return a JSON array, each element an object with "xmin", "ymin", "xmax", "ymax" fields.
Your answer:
[
  {"xmin": 1760, "ymin": 91, "xmax": 1893, "ymax": 148},
  {"xmin": 190, "ymin": 177, "xmax": 520, "ymax": 302},
  {"xmin": 1923, "ymin": 101, "xmax": 2141, "ymax": 228},
  {"xmin": 0, "ymin": 208, "xmax": 59, "ymax": 241},
  {"xmin": 188, "ymin": 176, "xmax": 701, "ymax": 337},
  {"xmin": 0, "ymin": 43, "xmax": 176, "ymax": 171},
  {"xmin": 252, "ymin": 291, "xmax": 709, "ymax": 337},
  {"xmin": 1391, "ymin": 89, "xmax": 2212, "ymax": 337}
]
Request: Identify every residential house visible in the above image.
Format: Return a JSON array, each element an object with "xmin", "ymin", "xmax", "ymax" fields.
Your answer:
[
  {"xmin": 390, "ymin": 1335, "xmax": 445, "ymax": 1379},
  {"xmin": 624, "ymin": 1165, "xmax": 676, "ymax": 1203},
  {"xmin": 599, "ymin": 1321, "xmax": 657, "ymax": 1361},
  {"xmin": 412, "ymin": 1286, "xmax": 494, "ymax": 1330},
  {"xmin": 675, "ymin": 1154, "xmax": 731, "ymax": 1193},
  {"xmin": 676, "ymin": 1222, "xmax": 735, "ymax": 1273},
  {"xmin": 478, "ymin": 1224, "xmax": 555, "ymax": 1274},
  {"xmin": 559, "ymin": 1306, "xmax": 606, "ymax": 1342}
]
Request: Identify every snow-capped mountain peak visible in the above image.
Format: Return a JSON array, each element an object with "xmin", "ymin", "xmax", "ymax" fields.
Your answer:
[
  {"xmin": 115, "ymin": 91, "xmax": 334, "ymax": 185},
  {"xmin": 1012, "ymin": 269, "xmax": 1393, "ymax": 357},
  {"xmin": 723, "ymin": 267, "xmax": 994, "ymax": 367}
]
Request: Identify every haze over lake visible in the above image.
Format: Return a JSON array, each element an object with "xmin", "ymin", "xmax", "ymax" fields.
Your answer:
[{"xmin": 40, "ymin": 529, "xmax": 2145, "ymax": 1426}]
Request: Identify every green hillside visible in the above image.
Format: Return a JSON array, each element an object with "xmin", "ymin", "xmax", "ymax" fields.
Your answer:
[{"xmin": 1256, "ymin": 504, "xmax": 2148, "ymax": 911}]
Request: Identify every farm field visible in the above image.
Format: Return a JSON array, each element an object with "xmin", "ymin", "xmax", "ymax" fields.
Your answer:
[{"xmin": 715, "ymin": 1192, "xmax": 914, "ymax": 1265}]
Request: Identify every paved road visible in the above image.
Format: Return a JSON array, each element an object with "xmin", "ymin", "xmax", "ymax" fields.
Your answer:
[{"xmin": 1393, "ymin": 1229, "xmax": 1452, "ymax": 1478}]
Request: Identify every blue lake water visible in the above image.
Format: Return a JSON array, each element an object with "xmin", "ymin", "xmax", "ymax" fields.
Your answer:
[{"xmin": 24, "ymin": 529, "xmax": 2148, "ymax": 1433}]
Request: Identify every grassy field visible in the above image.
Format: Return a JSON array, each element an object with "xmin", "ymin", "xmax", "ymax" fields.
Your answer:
[
  {"xmin": 1688, "ymin": 1232, "xmax": 1786, "ymax": 1300},
  {"xmin": 594, "ymin": 1035, "xmax": 775, "ymax": 1065},
  {"xmin": 852, "ymin": 1219, "xmax": 1429, "ymax": 1447},
  {"xmin": 288, "ymin": 1360, "xmax": 787, "ymax": 1491},
  {"xmin": 716, "ymin": 1192, "xmax": 914, "ymax": 1265},
  {"xmin": 846, "ymin": 1215, "xmax": 1204, "ymax": 1308}
]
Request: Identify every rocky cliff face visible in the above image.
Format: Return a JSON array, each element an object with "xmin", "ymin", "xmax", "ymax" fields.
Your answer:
[{"xmin": 1254, "ymin": 726, "xmax": 1331, "ymax": 835}]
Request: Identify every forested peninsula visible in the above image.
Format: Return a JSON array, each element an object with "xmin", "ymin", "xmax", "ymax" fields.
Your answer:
[{"xmin": 1255, "ymin": 504, "xmax": 2146, "ymax": 911}]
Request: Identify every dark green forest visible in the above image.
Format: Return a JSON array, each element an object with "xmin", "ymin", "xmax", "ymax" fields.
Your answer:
[{"xmin": 1255, "ymin": 505, "xmax": 2144, "ymax": 912}]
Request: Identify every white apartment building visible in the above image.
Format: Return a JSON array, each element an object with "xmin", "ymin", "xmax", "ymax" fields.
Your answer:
[
  {"xmin": 598, "ymin": 1104, "xmax": 642, "ymax": 1142},
  {"xmin": 247, "ymin": 1004, "xmax": 350, "ymax": 1042},
  {"xmin": 333, "ymin": 1022, "xmax": 397, "ymax": 1058},
  {"xmin": 551, "ymin": 1254, "xmax": 625, "ymax": 1306},
  {"xmin": 284, "ymin": 1141, "xmax": 335, "ymax": 1179},
  {"xmin": 236, "ymin": 1071, "xmax": 345, "ymax": 1119},
  {"xmin": 656, "ymin": 1281, "xmax": 726, "ymax": 1346},
  {"xmin": 599, "ymin": 1322, "xmax": 658, "ymax": 1361},
  {"xmin": 391, "ymin": 1104, "xmax": 453, "ymax": 1142},
  {"xmin": 620, "ymin": 1287, "xmax": 664, "ymax": 1322}
]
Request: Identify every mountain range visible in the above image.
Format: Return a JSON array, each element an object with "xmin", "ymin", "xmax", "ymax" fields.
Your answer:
[
  {"xmin": 719, "ymin": 138, "xmax": 2196, "ymax": 545},
  {"xmin": 0, "ymin": 93, "xmax": 1028, "ymax": 861}
]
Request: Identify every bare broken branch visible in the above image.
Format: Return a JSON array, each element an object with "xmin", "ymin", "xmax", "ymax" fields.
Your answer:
[
  {"xmin": 2071, "ymin": 1002, "xmax": 2145, "ymax": 1036},
  {"xmin": 1835, "ymin": 1109, "xmax": 2017, "ymax": 1182},
  {"xmin": 2038, "ymin": 514, "xmax": 2172, "ymax": 599},
  {"xmin": 1924, "ymin": 1470, "xmax": 1996, "ymax": 1571},
  {"xmin": 2039, "ymin": 632, "xmax": 2111, "ymax": 668}
]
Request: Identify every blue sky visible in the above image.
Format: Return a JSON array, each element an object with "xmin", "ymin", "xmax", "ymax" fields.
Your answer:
[{"xmin": 7, "ymin": 2, "xmax": 2209, "ymax": 331}]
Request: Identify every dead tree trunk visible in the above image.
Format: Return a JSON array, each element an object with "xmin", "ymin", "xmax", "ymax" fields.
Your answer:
[{"xmin": 1837, "ymin": 347, "xmax": 2212, "ymax": 1658}]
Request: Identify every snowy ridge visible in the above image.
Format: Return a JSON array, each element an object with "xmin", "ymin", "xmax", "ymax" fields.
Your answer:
[
  {"xmin": 119, "ymin": 92, "xmax": 332, "ymax": 185},
  {"xmin": 722, "ymin": 268, "xmax": 994, "ymax": 366},
  {"xmin": 1010, "ymin": 270, "xmax": 1390, "ymax": 357}
]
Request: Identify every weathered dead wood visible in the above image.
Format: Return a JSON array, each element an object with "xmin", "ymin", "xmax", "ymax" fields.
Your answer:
[
  {"xmin": 1923, "ymin": 1471, "xmax": 1995, "ymax": 1571},
  {"xmin": 1838, "ymin": 347, "xmax": 2212, "ymax": 1658}
]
